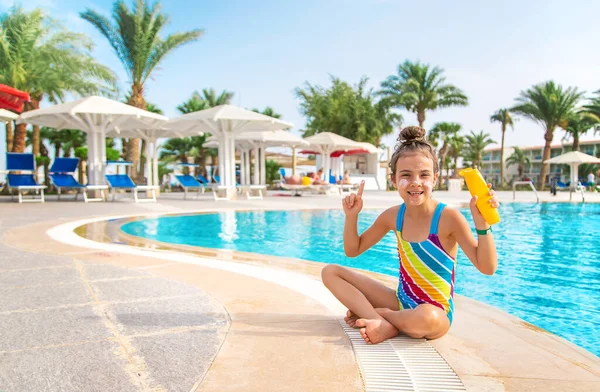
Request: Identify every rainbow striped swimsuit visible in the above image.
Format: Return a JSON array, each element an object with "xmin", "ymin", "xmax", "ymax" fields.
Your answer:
[{"xmin": 395, "ymin": 202, "xmax": 456, "ymax": 324}]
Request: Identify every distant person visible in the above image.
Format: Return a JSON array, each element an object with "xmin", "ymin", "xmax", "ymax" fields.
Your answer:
[
  {"xmin": 337, "ymin": 170, "xmax": 353, "ymax": 185},
  {"xmin": 284, "ymin": 174, "xmax": 302, "ymax": 185},
  {"xmin": 321, "ymin": 126, "xmax": 499, "ymax": 345},
  {"xmin": 588, "ymin": 172, "xmax": 595, "ymax": 191},
  {"xmin": 310, "ymin": 168, "xmax": 327, "ymax": 185}
]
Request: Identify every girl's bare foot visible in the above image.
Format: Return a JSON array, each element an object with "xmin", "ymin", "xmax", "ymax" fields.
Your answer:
[
  {"xmin": 344, "ymin": 310, "xmax": 360, "ymax": 328},
  {"xmin": 355, "ymin": 318, "xmax": 398, "ymax": 344}
]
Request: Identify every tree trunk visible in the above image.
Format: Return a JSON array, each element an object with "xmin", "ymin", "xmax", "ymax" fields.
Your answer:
[
  {"xmin": 11, "ymin": 100, "xmax": 34, "ymax": 152},
  {"xmin": 539, "ymin": 128, "xmax": 554, "ymax": 190},
  {"xmin": 6, "ymin": 121, "xmax": 13, "ymax": 152},
  {"xmin": 40, "ymin": 143, "xmax": 50, "ymax": 187},
  {"xmin": 500, "ymin": 124, "xmax": 506, "ymax": 188},
  {"xmin": 200, "ymin": 153, "xmax": 207, "ymax": 177},
  {"xmin": 31, "ymin": 97, "xmax": 41, "ymax": 156},
  {"xmin": 126, "ymin": 83, "xmax": 146, "ymax": 183},
  {"xmin": 140, "ymin": 139, "xmax": 147, "ymax": 182},
  {"xmin": 573, "ymin": 133, "xmax": 580, "ymax": 151},
  {"xmin": 12, "ymin": 123, "xmax": 27, "ymax": 152},
  {"xmin": 55, "ymin": 143, "xmax": 61, "ymax": 159},
  {"xmin": 122, "ymin": 138, "xmax": 129, "ymax": 160},
  {"xmin": 78, "ymin": 161, "xmax": 85, "ymax": 185},
  {"xmin": 43, "ymin": 162, "xmax": 49, "ymax": 188},
  {"xmin": 417, "ymin": 111, "xmax": 425, "ymax": 128}
]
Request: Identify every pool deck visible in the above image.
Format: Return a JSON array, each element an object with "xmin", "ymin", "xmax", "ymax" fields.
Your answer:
[{"xmin": 1, "ymin": 190, "xmax": 600, "ymax": 391}]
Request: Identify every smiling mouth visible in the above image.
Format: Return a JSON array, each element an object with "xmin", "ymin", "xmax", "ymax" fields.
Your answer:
[{"xmin": 408, "ymin": 191, "xmax": 424, "ymax": 196}]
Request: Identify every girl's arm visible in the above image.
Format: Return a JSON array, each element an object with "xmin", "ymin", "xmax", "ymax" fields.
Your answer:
[
  {"xmin": 448, "ymin": 188, "xmax": 499, "ymax": 275},
  {"xmin": 342, "ymin": 181, "xmax": 394, "ymax": 257},
  {"xmin": 344, "ymin": 208, "xmax": 394, "ymax": 257},
  {"xmin": 449, "ymin": 209, "xmax": 498, "ymax": 275}
]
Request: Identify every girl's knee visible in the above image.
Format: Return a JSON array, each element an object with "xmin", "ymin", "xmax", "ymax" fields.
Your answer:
[
  {"xmin": 321, "ymin": 264, "xmax": 342, "ymax": 285},
  {"xmin": 404, "ymin": 305, "xmax": 448, "ymax": 338},
  {"xmin": 417, "ymin": 305, "xmax": 445, "ymax": 325}
]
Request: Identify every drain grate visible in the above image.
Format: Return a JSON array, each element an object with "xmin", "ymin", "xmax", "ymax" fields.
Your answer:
[{"xmin": 340, "ymin": 321, "xmax": 466, "ymax": 392}]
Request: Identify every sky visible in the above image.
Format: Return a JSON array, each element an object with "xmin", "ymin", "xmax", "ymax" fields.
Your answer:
[{"xmin": 3, "ymin": 0, "xmax": 600, "ymax": 163}]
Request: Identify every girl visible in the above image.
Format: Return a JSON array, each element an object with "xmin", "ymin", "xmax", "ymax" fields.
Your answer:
[{"xmin": 321, "ymin": 126, "xmax": 499, "ymax": 344}]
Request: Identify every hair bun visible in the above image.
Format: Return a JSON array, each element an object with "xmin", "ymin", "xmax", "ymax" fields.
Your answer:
[{"xmin": 399, "ymin": 126, "xmax": 427, "ymax": 144}]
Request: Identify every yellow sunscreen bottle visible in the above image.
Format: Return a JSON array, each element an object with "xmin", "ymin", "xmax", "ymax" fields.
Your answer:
[{"xmin": 459, "ymin": 168, "xmax": 501, "ymax": 225}]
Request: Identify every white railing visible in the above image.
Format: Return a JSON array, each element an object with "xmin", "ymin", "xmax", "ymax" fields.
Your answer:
[
  {"xmin": 513, "ymin": 180, "xmax": 539, "ymax": 203},
  {"xmin": 574, "ymin": 182, "xmax": 586, "ymax": 202}
]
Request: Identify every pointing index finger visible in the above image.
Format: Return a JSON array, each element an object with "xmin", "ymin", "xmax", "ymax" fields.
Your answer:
[{"xmin": 357, "ymin": 180, "xmax": 365, "ymax": 197}]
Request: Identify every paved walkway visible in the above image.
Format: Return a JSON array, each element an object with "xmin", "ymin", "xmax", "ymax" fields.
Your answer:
[{"xmin": 1, "ymin": 190, "xmax": 600, "ymax": 391}]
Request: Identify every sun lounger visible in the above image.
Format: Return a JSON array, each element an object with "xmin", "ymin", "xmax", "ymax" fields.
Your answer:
[
  {"xmin": 237, "ymin": 184, "xmax": 267, "ymax": 199},
  {"xmin": 105, "ymin": 174, "xmax": 158, "ymax": 202},
  {"xmin": 175, "ymin": 175, "xmax": 204, "ymax": 199},
  {"xmin": 6, "ymin": 153, "xmax": 47, "ymax": 203},
  {"xmin": 49, "ymin": 157, "xmax": 107, "ymax": 202}
]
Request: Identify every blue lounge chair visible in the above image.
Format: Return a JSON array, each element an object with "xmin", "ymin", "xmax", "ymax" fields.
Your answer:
[
  {"xmin": 49, "ymin": 157, "xmax": 108, "ymax": 202},
  {"xmin": 174, "ymin": 163, "xmax": 204, "ymax": 199},
  {"xmin": 556, "ymin": 181, "xmax": 570, "ymax": 190},
  {"xmin": 175, "ymin": 175, "xmax": 204, "ymax": 199},
  {"xmin": 105, "ymin": 174, "xmax": 158, "ymax": 202},
  {"xmin": 6, "ymin": 152, "xmax": 47, "ymax": 203}
]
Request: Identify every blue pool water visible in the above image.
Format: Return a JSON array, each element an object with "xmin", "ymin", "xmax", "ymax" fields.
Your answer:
[{"xmin": 122, "ymin": 203, "xmax": 600, "ymax": 357}]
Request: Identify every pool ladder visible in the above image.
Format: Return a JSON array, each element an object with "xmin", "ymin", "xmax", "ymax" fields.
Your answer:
[{"xmin": 513, "ymin": 181, "xmax": 539, "ymax": 203}]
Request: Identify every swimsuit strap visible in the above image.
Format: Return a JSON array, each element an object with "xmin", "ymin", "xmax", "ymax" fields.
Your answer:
[
  {"xmin": 430, "ymin": 203, "xmax": 446, "ymax": 236},
  {"xmin": 396, "ymin": 203, "xmax": 406, "ymax": 232}
]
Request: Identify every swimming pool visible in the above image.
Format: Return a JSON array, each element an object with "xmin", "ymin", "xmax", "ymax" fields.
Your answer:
[{"xmin": 121, "ymin": 203, "xmax": 600, "ymax": 357}]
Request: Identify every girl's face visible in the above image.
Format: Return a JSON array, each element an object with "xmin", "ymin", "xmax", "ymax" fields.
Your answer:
[{"xmin": 391, "ymin": 153, "xmax": 438, "ymax": 206}]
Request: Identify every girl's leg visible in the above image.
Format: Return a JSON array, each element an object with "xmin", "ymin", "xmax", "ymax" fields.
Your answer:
[
  {"xmin": 375, "ymin": 304, "xmax": 450, "ymax": 340},
  {"xmin": 321, "ymin": 264, "xmax": 400, "ymax": 318},
  {"xmin": 321, "ymin": 264, "xmax": 400, "ymax": 344}
]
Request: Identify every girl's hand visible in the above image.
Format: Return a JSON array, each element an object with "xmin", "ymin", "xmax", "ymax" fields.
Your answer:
[
  {"xmin": 343, "ymin": 181, "xmax": 365, "ymax": 217},
  {"xmin": 470, "ymin": 183, "xmax": 499, "ymax": 229}
]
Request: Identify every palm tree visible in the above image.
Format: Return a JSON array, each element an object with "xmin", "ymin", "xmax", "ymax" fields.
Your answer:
[
  {"xmin": 379, "ymin": 60, "xmax": 468, "ymax": 127},
  {"xmin": 511, "ymin": 81, "xmax": 583, "ymax": 189},
  {"xmin": 81, "ymin": 0, "xmax": 204, "ymax": 180},
  {"xmin": 191, "ymin": 88, "xmax": 234, "ymax": 107},
  {"xmin": 562, "ymin": 112, "xmax": 599, "ymax": 151},
  {"xmin": 252, "ymin": 107, "xmax": 282, "ymax": 118},
  {"xmin": 490, "ymin": 109, "xmax": 515, "ymax": 187},
  {"xmin": 447, "ymin": 135, "xmax": 465, "ymax": 176},
  {"xmin": 5, "ymin": 120, "xmax": 14, "ymax": 152},
  {"xmin": 581, "ymin": 90, "xmax": 600, "ymax": 122},
  {"xmin": 176, "ymin": 95, "xmax": 209, "ymax": 114},
  {"xmin": 39, "ymin": 127, "xmax": 65, "ymax": 158},
  {"xmin": 159, "ymin": 138, "xmax": 193, "ymax": 165},
  {"xmin": 463, "ymin": 131, "xmax": 496, "ymax": 169},
  {"xmin": 428, "ymin": 122, "xmax": 461, "ymax": 189},
  {"xmin": 506, "ymin": 147, "xmax": 531, "ymax": 180},
  {"xmin": 60, "ymin": 130, "xmax": 87, "ymax": 158},
  {"xmin": 0, "ymin": 6, "xmax": 117, "ymax": 154}
]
